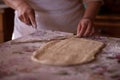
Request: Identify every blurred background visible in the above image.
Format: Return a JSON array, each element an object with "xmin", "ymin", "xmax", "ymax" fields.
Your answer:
[
  {"xmin": 0, "ymin": 0, "xmax": 120, "ymax": 43},
  {"xmin": 95, "ymin": 0, "xmax": 120, "ymax": 38},
  {"xmin": 0, "ymin": 0, "xmax": 14, "ymax": 43}
]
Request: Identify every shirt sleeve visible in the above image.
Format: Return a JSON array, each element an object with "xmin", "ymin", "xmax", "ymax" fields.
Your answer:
[{"xmin": 83, "ymin": 0, "xmax": 104, "ymax": 5}]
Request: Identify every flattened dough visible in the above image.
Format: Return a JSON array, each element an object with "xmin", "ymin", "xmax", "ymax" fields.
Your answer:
[{"xmin": 32, "ymin": 38, "xmax": 104, "ymax": 66}]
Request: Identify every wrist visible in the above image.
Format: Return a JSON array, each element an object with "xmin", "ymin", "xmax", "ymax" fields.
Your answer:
[
  {"xmin": 16, "ymin": 2, "xmax": 30, "ymax": 10},
  {"xmin": 82, "ymin": 17, "xmax": 96, "ymax": 21}
]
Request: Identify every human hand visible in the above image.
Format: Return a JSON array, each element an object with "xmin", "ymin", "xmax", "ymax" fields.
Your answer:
[
  {"xmin": 77, "ymin": 18, "xmax": 94, "ymax": 37},
  {"xmin": 16, "ymin": 3, "xmax": 37, "ymax": 28}
]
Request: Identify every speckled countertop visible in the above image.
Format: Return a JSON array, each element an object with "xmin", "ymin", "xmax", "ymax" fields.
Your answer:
[{"xmin": 0, "ymin": 30, "xmax": 120, "ymax": 80}]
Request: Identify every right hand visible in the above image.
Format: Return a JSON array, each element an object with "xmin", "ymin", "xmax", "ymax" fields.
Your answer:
[
  {"xmin": 16, "ymin": 3, "xmax": 37, "ymax": 28},
  {"xmin": 77, "ymin": 18, "xmax": 94, "ymax": 37}
]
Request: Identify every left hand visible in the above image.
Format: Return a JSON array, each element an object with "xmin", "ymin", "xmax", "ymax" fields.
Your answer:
[{"xmin": 77, "ymin": 18, "xmax": 95, "ymax": 37}]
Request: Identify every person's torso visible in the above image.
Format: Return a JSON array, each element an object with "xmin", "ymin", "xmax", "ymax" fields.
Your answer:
[
  {"xmin": 27, "ymin": 0, "xmax": 84, "ymax": 14},
  {"xmin": 14, "ymin": 0, "xmax": 85, "ymax": 37}
]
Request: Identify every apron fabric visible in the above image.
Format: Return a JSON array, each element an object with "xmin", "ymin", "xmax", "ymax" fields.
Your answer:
[{"xmin": 12, "ymin": 0, "xmax": 103, "ymax": 39}]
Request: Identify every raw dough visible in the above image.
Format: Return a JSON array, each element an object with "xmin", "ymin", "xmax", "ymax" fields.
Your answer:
[{"xmin": 32, "ymin": 38, "xmax": 104, "ymax": 66}]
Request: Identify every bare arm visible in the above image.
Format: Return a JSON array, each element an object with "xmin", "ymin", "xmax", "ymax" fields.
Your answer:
[
  {"xmin": 3, "ymin": 0, "xmax": 29, "ymax": 10},
  {"xmin": 3, "ymin": 0, "xmax": 37, "ymax": 28},
  {"xmin": 83, "ymin": 1, "xmax": 102, "ymax": 20}
]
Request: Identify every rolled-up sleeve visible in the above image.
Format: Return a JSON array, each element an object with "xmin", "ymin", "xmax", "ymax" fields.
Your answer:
[{"xmin": 83, "ymin": 0, "xmax": 104, "ymax": 5}]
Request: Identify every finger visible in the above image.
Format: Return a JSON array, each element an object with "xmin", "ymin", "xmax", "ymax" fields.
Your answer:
[
  {"xmin": 18, "ymin": 14, "xmax": 31, "ymax": 25},
  {"xmin": 77, "ymin": 23, "xmax": 87, "ymax": 37},
  {"xmin": 18, "ymin": 15, "xmax": 24, "ymax": 22},
  {"xmin": 23, "ymin": 14, "xmax": 32, "ymax": 25},
  {"xmin": 77, "ymin": 24, "xmax": 81, "ymax": 37},
  {"xmin": 83, "ymin": 23, "xmax": 92, "ymax": 36},
  {"xmin": 28, "ymin": 12, "xmax": 37, "ymax": 28}
]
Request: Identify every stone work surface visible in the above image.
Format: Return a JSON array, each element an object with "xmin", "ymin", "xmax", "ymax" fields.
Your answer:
[{"xmin": 0, "ymin": 30, "xmax": 120, "ymax": 80}]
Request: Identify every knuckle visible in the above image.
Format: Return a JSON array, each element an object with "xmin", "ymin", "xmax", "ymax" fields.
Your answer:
[{"xmin": 27, "ymin": 9, "xmax": 34, "ymax": 14}]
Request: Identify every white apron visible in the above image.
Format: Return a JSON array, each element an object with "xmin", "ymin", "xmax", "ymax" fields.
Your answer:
[{"xmin": 12, "ymin": 0, "xmax": 102, "ymax": 39}]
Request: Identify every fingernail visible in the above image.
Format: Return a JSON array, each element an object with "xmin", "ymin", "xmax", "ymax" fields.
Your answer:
[
  {"xmin": 76, "ymin": 34, "xmax": 81, "ymax": 38},
  {"xmin": 76, "ymin": 34, "xmax": 79, "ymax": 37}
]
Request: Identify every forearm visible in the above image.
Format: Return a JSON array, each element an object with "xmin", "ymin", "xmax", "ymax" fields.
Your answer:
[
  {"xmin": 83, "ymin": 1, "xmax": 102, "ymax": 20},
  {"xmin": 3, "ymin": 0, "xmax": 36, "ymax": 27},
  {"xmin": 3, "ymin": 0, "xmax": 29, "ymax": 10}
]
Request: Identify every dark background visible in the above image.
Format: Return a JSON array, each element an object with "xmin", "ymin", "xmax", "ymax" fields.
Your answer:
[{"xmin": 99, "ymin": 0, "xmax": 120, "ymax": 14}]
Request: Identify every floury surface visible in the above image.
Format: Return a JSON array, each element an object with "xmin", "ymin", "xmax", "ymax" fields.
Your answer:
[{"xmin": 0, "ymin": 30, "xmax": 120, "ymax": 80}]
